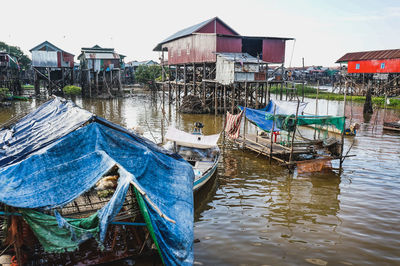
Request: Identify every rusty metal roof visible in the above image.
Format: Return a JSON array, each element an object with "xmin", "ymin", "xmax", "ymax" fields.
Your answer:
[{"xmin": 336, "ymin": 49, "xmax": 400, "ymax": 63}]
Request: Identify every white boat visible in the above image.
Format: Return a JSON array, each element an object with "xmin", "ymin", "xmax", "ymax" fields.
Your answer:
[{"xmin": 165, "ymin": 123, "xmax": 220, "ymax": 191}]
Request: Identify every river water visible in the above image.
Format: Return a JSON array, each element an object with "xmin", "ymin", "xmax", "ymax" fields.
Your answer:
[{"xmin": 1, "ymin": 91, "xmax": 399, "ymax": 266}]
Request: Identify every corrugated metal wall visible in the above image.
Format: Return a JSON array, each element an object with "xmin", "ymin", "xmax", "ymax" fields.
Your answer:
[
  {"xmin": 165, "ymin": 34, "xmax": 217, "ymax": 64},
  {"xmin": 196, "ymin": 19, "xmax": 238, "ymax": 35},
  {"xmin": 348, "ymin": 59, "xmax": 400, "ymax": 73},
  {"xmin": 216, "ymin": 36, "xmax": 242, "ymax": 53},
  {"xmin": 32, "ymin": 51, "xmax": 59, "ymax": 67},
  {"xmin": 262, "ymin": 39, "xmax": 285, "ymax": 63},
  {"xmin": 216, "ymin": 56, "xmax": 235, "ymax": 85}
]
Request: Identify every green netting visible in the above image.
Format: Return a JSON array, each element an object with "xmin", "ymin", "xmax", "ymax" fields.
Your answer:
[
  {"xmin": 265, "ymin": 114, "xmax": 345, "ymax": 133},
  {"xmin": 21, "ymin": 209, "xmax": 100, "ymax": 253}
]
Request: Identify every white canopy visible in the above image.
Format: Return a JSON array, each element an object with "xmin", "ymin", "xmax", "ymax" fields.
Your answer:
[
  {"xmin": 271, "ymin": 99, "xmax": 308, "ymax": 115},
  {"xmin": 165, "ymin": 127, "xmax": 220, "ymax": 149}
]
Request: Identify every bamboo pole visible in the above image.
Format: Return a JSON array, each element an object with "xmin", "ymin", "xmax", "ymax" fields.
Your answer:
[
  {"xmin": 313, "ymin": 80, "xmax": 319, "ymax": 139},
  {"xmin": 269, "ymin": 105, "xmax": 277, "ymax": 164},
  {"xmin": 243, "ymin": 82, "xmax": 248, "ymax": 147},
  {"xmin": 214, "ymin": 82, "xmax": 218, "ymax": 116},
  {"xmin": 231, "ymin": 83, "xmax": 235, "ymax": 113},
  {"xmin": 289, "ymin": 100, "xmax": 300, "ymax": 163},
  {"xmin": 339, "ymin": 82, "xmax": 347, "ymax": 169}
]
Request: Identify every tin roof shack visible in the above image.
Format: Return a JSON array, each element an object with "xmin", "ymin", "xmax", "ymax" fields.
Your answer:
[
  {"xmin": 0, "ymin": 51, "xmax": 21, "ymax": 96},
  {"xmin": 154, "ymin": 17, "xmax": 294, "ymax": 115},
  {"xmin": 30, "ymin": 41, "xmax": 74, "ymax": 96},
  {"xmin": 336, "ymin": 49, "xmax": 400, "ymax": 96},
  {"xmin": 78, "ymin": 45, "xmax": 125, "ymax": 97},
  {"xmin": 125, "ymin": 60, "xmax": 159, "ymax": 84},
  {"xmin": 216, "ymin": 53, "xmax": 267, "ymax": 85}
]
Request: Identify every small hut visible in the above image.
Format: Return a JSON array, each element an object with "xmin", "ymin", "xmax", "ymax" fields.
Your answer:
[
  {"xmin": 78, "ymin": 45, "xmax": 125, "ymax": 97},
  {"xmin": 30, "ymin": 41, "xmax": 74, "ymax": 96},
  {"xmin": 0, "ymin": 51, "xmax": 21, "ymax": 95}
]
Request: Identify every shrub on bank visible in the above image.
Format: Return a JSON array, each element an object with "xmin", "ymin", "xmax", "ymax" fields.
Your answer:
[
  {"xmin": 63, "ymin": 85, "xmax": 82, "ymax": 95},
  {"xmin": 0, "ymin": 88, "xmax": 9, "ymax": 96}
]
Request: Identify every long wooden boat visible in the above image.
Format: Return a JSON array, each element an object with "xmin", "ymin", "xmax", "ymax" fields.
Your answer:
[
  {"xmin": 383, "ymin": 121, "xmax": 400, "ymax": 132},
  {"xmin": 165, "ymin": 123, "xmax": 220, "ymax": 191}
]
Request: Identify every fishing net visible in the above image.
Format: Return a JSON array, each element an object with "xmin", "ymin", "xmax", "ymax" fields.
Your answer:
[{"xmin": 265, "ymin": 114, "xmax": 345, "ymax": 133}]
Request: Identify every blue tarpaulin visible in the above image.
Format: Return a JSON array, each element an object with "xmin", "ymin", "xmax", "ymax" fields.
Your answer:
[
  {"xmin": 0, "ymin": 97, "xmax": 194, "ymax": 265},
  {"xmin": 239, "ymin": 99, "xmax": 308, "ymax": 132}
]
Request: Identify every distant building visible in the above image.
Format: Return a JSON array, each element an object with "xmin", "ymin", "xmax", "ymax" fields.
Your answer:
[
  {"xmin": 336, "ymin": 49, "xmax": 400, "ymax": 74},
  {"xmin": 78, "ymin": 45, "xmax": 125, "ymax": 96},
  {"xmin": 29, "ymin": 41, "xmax": 75, "ymax": 96},
  {"xmin": 30, "ymin": 41, "xmax": 74, "ymax": 68},
  {"xmin": 78, "ymin": 45, "xmax": 125, "ymax": 72},
  {"xmin": 0, "ymin": 51, "xmax": 19, "ymax": 70},
  {"xmin": 125, "ymin": 60, "xmax": 159, "ymax": 84}
]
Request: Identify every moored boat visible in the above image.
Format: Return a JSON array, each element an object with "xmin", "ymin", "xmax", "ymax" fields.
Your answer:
[
  {"xmin": 383, "ymin": 121, "xmax": 400, "ymax": 132},
  {"xmin": 0, "ymin": 97, "xmax": 195, "ymax": 265},
  {"xmin": 165, "ymin": 123, "xmax": 221, "ymax": 191}
]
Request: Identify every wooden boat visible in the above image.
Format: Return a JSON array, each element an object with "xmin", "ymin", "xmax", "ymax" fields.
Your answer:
[
  {"xmin": 383, "ymin": 121, "xmax": 400, "ymax": 132},
  {"xmin": 165, "ymin": 123, "xmax": 220, "ymax": 191}
]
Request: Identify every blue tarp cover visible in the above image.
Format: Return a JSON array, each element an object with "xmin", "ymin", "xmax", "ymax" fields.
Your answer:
[{"xmin": 0, "ymin": 98, "xmax": 194, "ymax": 265}]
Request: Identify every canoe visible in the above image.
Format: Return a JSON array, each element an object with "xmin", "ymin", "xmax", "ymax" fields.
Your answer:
[
  {"xmin": 383, "ymin": 121, "xmax": 400, "ymax": 132},
  {"xmin": 165, "ymin": 123, "xmax": 220, "ymax": 191}
]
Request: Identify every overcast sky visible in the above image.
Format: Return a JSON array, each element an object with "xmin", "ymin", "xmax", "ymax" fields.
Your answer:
[{"xmin": 2, "ymin": 0, "xmax": 399, "ymax": 67}]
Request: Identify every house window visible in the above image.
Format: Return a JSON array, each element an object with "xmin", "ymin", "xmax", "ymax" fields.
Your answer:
[
  {"xmin": 381, "ymin": 63, "xmax": 385, "ymax": 69},
  {"xmin": 355, "ymin": 63, "xmax": 360, "ymax": 70}
]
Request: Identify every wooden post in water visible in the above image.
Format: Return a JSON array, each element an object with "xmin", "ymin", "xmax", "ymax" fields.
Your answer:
[
  {"xmin": 224, "ymin": 85, "xmax": 227, "ymax": 114},
  {"xmin": 339, "ymin": 82, "xmax": 347, "ymax": 169},
  {"xmin": 243, "ymin": 82, "xmax": 248, "ymax": 147},
  {"xmin": 161, "ymin": 51, "xmax": 165, "ymax": 143},
  {"xmin": 203, "ymin": 63, "xmax": 206, "ymax": 106},
  {"xmin": 192, "ymin": 63, "xmax": 196, "ymax": 94},
  {"xmin": 95, "ymin": 72, "xmax": 99, "ymax": 96},
  {"xmin": 183, "ymin": 64, "xmax": 187, "ymax": 96},
  {"xmin": 214, "ymin": 82, "xmax": 218, "ymax": 116},
  {"xmin": 269, "ymin": 105, "xmax": 276, "ymax": 164},
  {"xmin": 289, "ymin": 99, "xmax": 300, "ymax": 164},
  {"xmin": 231, "ymin": 83, "xmax": 236, "ymax": 113},
  {"xmin": 313, "ymin": 80, "xmax": 319, "ymax": 139},
  {"xmin": 175, "ymin": 66, "xmax": 178, "ymax": 109}
]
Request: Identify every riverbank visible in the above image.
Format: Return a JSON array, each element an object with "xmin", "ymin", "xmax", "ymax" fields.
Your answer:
[{"xmin": 270, "ymin": 85, "xmax": 400, "ymax": 109}]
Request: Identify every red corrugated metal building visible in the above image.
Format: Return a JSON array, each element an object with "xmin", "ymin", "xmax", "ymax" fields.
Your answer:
[
  {"xmin": 153, "ymin": 17, "xmax": 293, "ymax": 65},
  {"xmin": 336, "ymin": 49, "xmax": 400, "ymax": 73}
]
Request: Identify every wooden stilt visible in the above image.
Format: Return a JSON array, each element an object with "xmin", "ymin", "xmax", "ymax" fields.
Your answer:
[
  {"xmin": 214, "ymin": 82, "xmax": 218, "ymax": 115},
  {"xmin": 269, "ymin": 105, "xmax": 277, "ymax": 164},
  {"xmin": 339, "ymin": 82, "xmax": 347, "ymax": 169},
  {"xmin": 289, "ymin": 100, "xmax": 300, "ymax": 163}
]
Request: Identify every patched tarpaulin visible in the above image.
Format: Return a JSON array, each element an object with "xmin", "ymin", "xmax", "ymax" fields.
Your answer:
[{"xmin": 0, "ymin": 97, "xmax": 194, "ymax": 265}]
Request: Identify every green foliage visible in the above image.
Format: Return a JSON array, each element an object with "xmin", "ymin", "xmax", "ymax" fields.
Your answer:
[
  {"xmin": 22, "ymin": 84, "xmax": 34, "ymax": 89},
  {"xmin": 0, "ymin": 88, "xmax": 9, "ymax": 96},
  {"xmin": 135, "ymin": 65, "xmax": 162, "ymax": 85},
  {"xmin": 270, "ymin": 85, "xmax": 400, "ymax": 108},
  {"xmin": 63, "ymin": 85, "xmax": 82, "ymax": 95},
  {"xmin": 0, "ymin": 41, "xmax": 31, "ymax": 69}
]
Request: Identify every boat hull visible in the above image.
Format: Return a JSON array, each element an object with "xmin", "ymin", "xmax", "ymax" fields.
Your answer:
[{"xmin": 193, "ymin": 152, "xmax": 219, "ymax": 192}]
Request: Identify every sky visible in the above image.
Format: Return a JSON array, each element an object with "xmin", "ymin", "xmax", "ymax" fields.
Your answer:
[{"xmin": 2, "ymin": 0, "xmax": 400, "ymax": 67}]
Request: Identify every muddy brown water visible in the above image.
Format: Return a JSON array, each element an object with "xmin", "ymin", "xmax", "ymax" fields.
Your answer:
[{"xmin": 1, "ymin": 91, "xmax": 400, "ymax": 265}]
